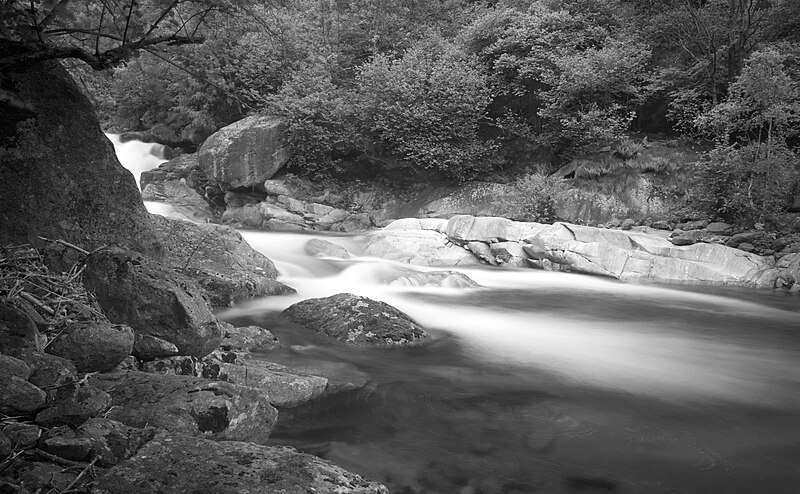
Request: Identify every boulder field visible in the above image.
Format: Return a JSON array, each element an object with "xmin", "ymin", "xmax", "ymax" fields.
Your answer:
[{"xmin": 361, "ymin": 216, "xmax": 800, "ymax": 290}]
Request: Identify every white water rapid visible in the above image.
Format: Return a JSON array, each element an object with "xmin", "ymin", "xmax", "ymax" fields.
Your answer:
[{"xmin": 112, "ymin": 135, "xmax": 800, "ymax": 493}]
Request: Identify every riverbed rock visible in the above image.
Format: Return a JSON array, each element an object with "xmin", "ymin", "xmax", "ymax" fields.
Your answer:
[
  {"xmin": 207, "ymin": 361, "xmax": 328, "ymax": 408},
  {"xmin": 705, "ymin": 222, "xmax": 733, "ymax": 235},
  {"xmin": 46, "ymin": 321, "xmax": 134, "ymax": 372},
  {"xmin": 42, "ymin": 436, "xmax": 92, "ymax": 462},
  {"xmin": 93, "ymin": 431, "xmax": 388, "ymax": 494},
  {"xmin": 142, "ymin": 180, "xmax": 216, "ymax": 221},
  {"xmin": 220, "ymin": 324, "xmax": 281, "ymax": 353},
  {"xmin": 34, "ymin": 383, "xmax": 112, "ymax": 428},
  {"xmin": 0, "ymin": 376, "xmax": 46, "ymax": 415},
  {"xmin": 82, "ymin": 247, "xmax": 222, "ymax": 356},
  {"xmin": 0, "ymin": 355, "xmax": 30, "ymax": 381},
  {"xmin": 283, "ymin": 293, "xmax": 430, "ymax": 347},
  {"xmin": 150, "ymin": 215, "xmax": 293, "ymax": 306},
  {"xmin": 2, "ymin": 422, "xmax": 41, "ymax": 449},
  {"xmin": 89, "ymin": 371, "xmax": 278, "ymax": 442},
  {"xmin": 305, "ymin": 238, "xmax": 352, "ymax": 258},
  {"xmin": 75, "ymin": 418, "xmax": 154, "ymax": 467},
  {"xmin": 446, "ymin": 215, "xmax": 540, "ymax": 243},
  {"xmin": 132, "ymin": 333, "xmax": 179, "ymax": 361},
  {"xmin": 361, "ymin": 229, "xmax": 480, "ymax": 266},
  {"xmin": 198, "ymin": 115, "xmax": 290, "ymax": 189},
  {"xmin": 387, "ymin": 268, "xmax": 480, "ymax": 288}
]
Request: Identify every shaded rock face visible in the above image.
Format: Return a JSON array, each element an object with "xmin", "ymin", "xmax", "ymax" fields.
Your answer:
[
  {"xmin": 131, "ymin": 333, "xmax": 179, "ymax": 361},
  {"xmin": 0, "ymin": 61, "xmax": 161, "ymax": 265},
  {"xmin": 82, "ymin": 247, "xmax": 222, "ymax": 356},
  {"xmin": 93, "ymin": 431, "xmax": 388, "ymax": 494},
  {"xmin": 90, "ymin": 371, "xmax": 278, "ymax": 443},
  {"xmin": 150, "ymin": 215, "xmax": 293, "ymax": 306},
  {"xmin": 75, "ymin": 418, "xmax": 154, "ymax": 467},
  {"xmin": 34, "ymin": 384, "xmax": 111, "ymax": 428},
  {"xmin": 46, "ymin": 321, "xmax": 134, "ymax": 372},
  {"xmin": 198, "ymin": 115, "xmax": 290, "ymax": 189},
  {"xmin": 0, "ymin": 302, "xmax": 45, "ymax": 354},
  {"xmin": 220, "ymin": 324, "xmax": 281, "ymax": 353},
  {"xmin": 283, "ymin": 293, "xmax": 430, "ymax": 347}
]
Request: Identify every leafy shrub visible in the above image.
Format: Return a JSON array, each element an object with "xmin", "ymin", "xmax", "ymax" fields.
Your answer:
[
  {"xmin": 614, "ymin": 139, "xmax": 645, "ymax": 159},
  {"xmin": 503, "ymin": 172, "xmax": 571, "ymax": 223}
]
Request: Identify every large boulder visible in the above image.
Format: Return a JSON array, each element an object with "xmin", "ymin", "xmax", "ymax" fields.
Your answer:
[
  {"xmin": 198, "ymin": 115, "xmax": 290, "ymax": 189},
  {"xmin": 46, "ymin": 321, "xmax": 134, "ymax": 372},
  {"xmin": 82, "ymin": 247, "xmax": 222, "ymax": 356},
  {"xmin": 0, "ymin": 302, "xmax": 46, "ymax": 354},
  {"xmin": 150, "ymin": 215, "xmax": 293, "ymax": 306},
  {"xmin": 0, "ymin": 375, "xmax": 46, "ymax": 415},
  {"xmin": 93, "ymin": 431, "xmax": 388, "ymax": 494},
  {"xmin": 283, "ymin": 293, "xmax": 430, "ymax": 347},
  {"xmin": 0, "ymin": 61, "xmax": 161, "ymax": 266},
  {"xmin": 90, "ymin": 371, "xmax": 278, "ymax": 443},
  {"xmin": 361, "ymin": 229, "xmax": 480, "ymax": 267}
]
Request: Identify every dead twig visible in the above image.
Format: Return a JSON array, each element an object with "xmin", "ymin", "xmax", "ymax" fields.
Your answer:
[
  {"xmin": 61, "ymin": 456, "xmax": 98, "ymax": 493},
  {"xmin": 36, "ymin": 237, "xmax": 90, "ymax": 256}
]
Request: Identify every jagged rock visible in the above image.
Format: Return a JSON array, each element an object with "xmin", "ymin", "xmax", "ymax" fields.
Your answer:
[
  {"xmin": 92, "ymin": 431, "xmax": 388, "ymax": 494},
  {"xmin": 0, "ymin": 376, "xmax": 46, "ymax": 415},
  {"xmin": 2, "ymin": 422, "xmax": 41, "ymax": 449},
  {"xmin": 46, "ymin": 321, "xmax": 134, "ymax": 372},
  {"xmin": 220, "ymin": 324, "xmax": 281, "ymax": 353},
  {"xmin": 198, "ymin": 115, "xmax": 290, "ymax": 189},
  {"xmin": 141, "ymin": 180, "xmax": 216, "ymax": 222},
  {"xmin": 89, "ymin": 371, "xmax": 278, "ymax": 443},
  {"xmin": 304, "ymin": 238, "xmax": 351, "ymax": 258},
  {"xmin": 132, "ymin": 333, "xmax": 179, "ymax": 361},
  {"xmin": 35, "ymin": 384, "xmax": 111, "ymax": 428},
  {"xmin": 82, "ymin": 247, "xmax": 221, "ymax": 357},
  {"xmin": 283, "ymin": 293, "xmax": 430, "ymax": 347},
  {"xmin": 75, "ymin": 418, "xmax": 154, "ymax": 467},
  {"xmin": 151, "ymin": 215, "xmax": 293, "ymax": 307},
  {"xmin": 0, "ymin": 355, "xmax": 30, "ymax": 381},
  {"xmin": 0, "ymin": 303, "xmax": 45, "ymax": 354},
  {"xmin": 43, "ymin": 437, "xmax": 92, "ymax": 462}
]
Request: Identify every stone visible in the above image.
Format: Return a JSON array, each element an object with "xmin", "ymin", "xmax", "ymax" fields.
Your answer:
[
  {"xmin": 0, "ymin": 376, "xmax": 46, "ymax": 415},
  {"xmin": 198, "ymin": 115, "xmax": 290, "ymax": 189},
  {"xmin": 2, "ymin": 422, "xmax": 42, "ymax": 449},
  {"xmin": 335, "ymin": 213, "xmax": 372, "ymax": 232},
  {"xmin": 0, "ymin": 355, "xmax": 30, "ymax": 381},
  {"xmin": 82, "ymin": 247, "xmax": 222, "ymax": 357},
  {"xmin": 265, "ymin": 219, "xmax": 306, "ymax": 231},
  {"xmin": 705, "ymin": 222, "xmax": 733, "ymax": 235},
  {"xmin": 620, "ymin": 218, "xmax": 636, "ymax": 231},
  {"xmin": 361, "ymin": 229, "xmax": 480, "ymax": 267},
  {"xmin": 467, "ymin": 241, "xmax": 498, "ymax": 265},
  {"xmin": 151, "ymin": 215, "xmax": 293, "ymax": 307},
  {"xmin": 207, "ymin": 361, "xmax": 328, "ymax": 408},
  {"xmin": 92, "ymin": 431, "xmax": 388, "ymax": 494},
  {"xmin": 13, "ymin": 350, "xmax": 77, "ymax": 393},
  {"xmin": 726, "ymin": 231, "xmax": 760, "ymax": 248},
  {"xmin": 0, "ymin": 431, "xmax": 11, "ymax": 459},
  {"xmin": 738, "ymin": 242, "xmax": 756, "ymax": 252},
  {"xmin": 34, "ymin": 384, "xmax": 111, "ymax": 428},
  {"xmin": 304, "ymin": 238, "xmax": 351, "ymax": 258},
  {"xmin": 676, "ymin": 219, "xmax": 708, "ymax": 231},
  {"xmin": 0, "ymin": 302, "xmax": 45, "ymax": 354},
  {"xmin": 0, "ymin": 61, "xmax": 161, "ymax": 265},
  {"xmin": 132, "ymin": 333, "xmax": 179, "ymax": 361},
  {"xmin": 220, "ymin": 325, "xmax": 281, "ymax": 353},
  {"xmin": 141, "ymin": 180, "xmax": 215, "ymax": 222},
  {"xmin": 651, "ymin": 220, "xmax": 673, "ymax": 230},
  {"xmin": 43, "ymin": 437, "xmax": 92, "ymax": 462},
  {"xmin": 670, "ymin": 229, "xmax": 710, "ymax": 246},
  {"xmin": 387, "ymin": 269, "xmax": 479, "ymax": 288},
  {"xmin": 277, "ymin": 195, "xmax": 307, "ymax": 214},
  {"xmin": 46, "ymin": 321, "xmax": 134, "ymax": 372},
  {"xmin": 75, "ymin": 418, "xmax": 154, "ymax": 467},
  {"xmin": 264, "ymin": 179, "xmax": 297, "ymax": 197},
  {"xmin": 260, "ymin": 202, "xmax": 306, "ymax": 225},
  {"xmin": 446, "ymin": 215, "xmax": 541, "ymax": 243},
  {"xmin": 315, "ymin": 208, "xmax": 350, "ymax": 226},
  {"xmin": 89, "ymin": 371, "xmax": 278, "ymax": 443},
  {"xmin": 283, "ymin": 293, "xmax": 430, "ymax": 347},
  {"xmin": 222, "ymin": 204, "xmax": 265, "ymax": 228}
]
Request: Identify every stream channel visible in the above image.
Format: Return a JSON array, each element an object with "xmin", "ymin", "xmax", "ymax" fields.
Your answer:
[{"xmin": 112, "ymin": 136, "xmax": 800, "ymax": 493}]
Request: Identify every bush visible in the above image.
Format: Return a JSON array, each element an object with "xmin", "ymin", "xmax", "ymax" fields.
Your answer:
[
  {"xmin": 696, "ymin": 144, "xmax": 798, "ymax": 226},
  {"xmin": 503, "ymin": 172, "xmax": 570, "ymax": 223}
]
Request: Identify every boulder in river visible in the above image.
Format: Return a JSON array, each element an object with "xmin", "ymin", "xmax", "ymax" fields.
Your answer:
[
  {"xmin": 198, "ymin": 115, "xmax": 290, "ymax": 189},
  {"xmin": 151, "ymin": 215, "xmax": 294, "ymax": 307},
  {"xmin": 220, "ymin": 323, "xmax": 281, "ymax": 353},
  {"xmin": 92, "ymin": 431, "xmax": 388, "ymax": 494},
  {"xmin": 283, "ymin": 293, "xmax": 430, "ymax": 347},
  {"xmin": 304, "ymin": 238, "xmax": 352, "ymax": 258},
  {"xmin": 82, "ymin": 247, "xmax": 222, "ymax": 356}
]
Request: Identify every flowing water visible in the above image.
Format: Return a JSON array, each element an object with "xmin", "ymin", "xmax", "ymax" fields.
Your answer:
[{"xmin": 113, "ymin": 138, "xmax": 800, "ymax": 493}]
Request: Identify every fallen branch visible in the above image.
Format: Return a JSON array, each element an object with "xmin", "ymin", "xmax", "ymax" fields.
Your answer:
[
  {"xmin": 36, "ymin": 237, "xmax": 90, "ymax": 256},
  {"xmin": 19, "ymin": 290, "xmax": 55, "ymax": 315},
  {"xmin": 61, "ymin": 456, "xmax": 98, "ymax": 493}
]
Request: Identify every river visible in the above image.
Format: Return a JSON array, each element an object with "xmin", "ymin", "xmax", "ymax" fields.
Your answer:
[{"xmin": 111, "ymin": 136, "xmax": 800, "ymax": 493}]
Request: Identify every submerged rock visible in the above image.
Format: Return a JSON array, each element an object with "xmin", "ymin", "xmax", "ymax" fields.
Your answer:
[
  {"xmin": 93, "ymin": 431, "xmax": 387, "ymax": 494},
  {"xmin": 283, "ymin": 293, "xmax": 430, "ymax": 347},
  {"xmin": 305, "ymin": 238, "xmax": 352, "ymax": 258},
  {"xmin": 83, "ymin": 247, "xmax": 222, "ymax": 356}
]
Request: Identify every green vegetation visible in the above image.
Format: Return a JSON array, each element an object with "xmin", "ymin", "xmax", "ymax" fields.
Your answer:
[{"xmin": 2, "ymin": 0, "xmax": 799, "ymax": 227}]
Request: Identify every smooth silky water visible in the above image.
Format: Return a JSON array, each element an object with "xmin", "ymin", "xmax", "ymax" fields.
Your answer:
[{"xmin": 113, "ymin": 138, "xmax": 800, "ymax": 493}]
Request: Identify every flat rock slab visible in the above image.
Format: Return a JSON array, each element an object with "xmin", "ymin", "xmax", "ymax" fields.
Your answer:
[
  {"xmin": 283, "ymin": 293, "xmax": 430, "ymax": 347},
  {"xmin": 89, "ymin": 371, "xmax": 277, "ymax": 443},
  {"xmin": 93, "ymin": 431, "xmax": 387, "ymax": 494}
]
